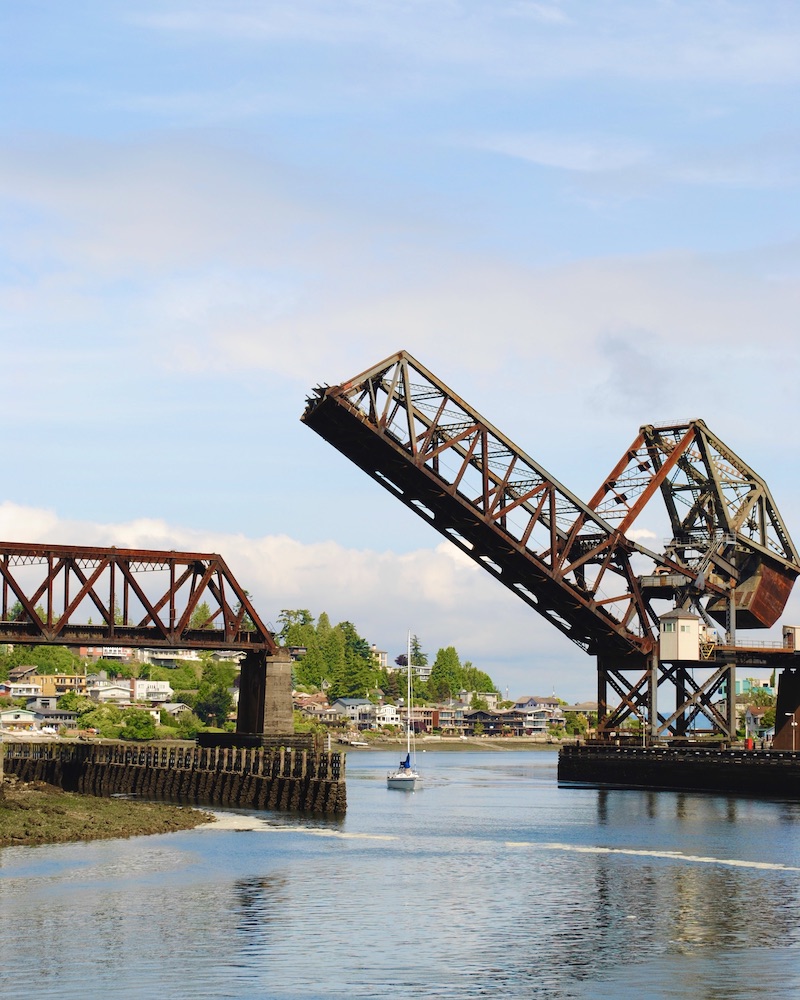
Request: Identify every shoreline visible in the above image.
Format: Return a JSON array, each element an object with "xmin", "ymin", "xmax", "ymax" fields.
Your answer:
[
  {"xmin": 0, "ymin": 779, "xmax": 214, "ymax": 849},
  {"xmin": 342, "ymin": 736, "xmax": 568, "ymax": 751}
]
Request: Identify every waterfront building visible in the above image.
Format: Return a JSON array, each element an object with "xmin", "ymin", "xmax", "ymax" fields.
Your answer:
[
  {"xmin": 0, "ymin": 681, "xmax": 43, "ymax": 699},
  {"xmin": 0, "ymin": 708, "xmax": 37, "ymax": 731},
  {"xmin": 329, "ymin": 697, "xmax": 375, "ymax": 729},
  {"xmin": 37, "ymin": 673, "xmax": 88, "ymax": 698},
  {"xmin": 131, "ymin": 678, "xmax": 173, "ymax": 703}
]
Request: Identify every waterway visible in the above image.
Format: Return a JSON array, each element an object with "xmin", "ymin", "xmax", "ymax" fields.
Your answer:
[{"xmin": 2, "ymin": 749, "xmax": 800, "ymax": 999}]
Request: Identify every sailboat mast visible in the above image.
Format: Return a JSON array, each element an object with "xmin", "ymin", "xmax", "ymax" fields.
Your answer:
[{"xmin": 407, "ymin": 630, "xmax": 412, "ymax": 758}]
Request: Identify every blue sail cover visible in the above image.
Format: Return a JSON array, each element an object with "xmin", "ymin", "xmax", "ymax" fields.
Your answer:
[{"xmin": 401, "ymin": 753, "xmax": 410, "ymax": 769}]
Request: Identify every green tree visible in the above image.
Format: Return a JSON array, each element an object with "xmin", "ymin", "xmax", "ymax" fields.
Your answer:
[
  {"xmin": 200, "ymin": 652, "xmax": 237, "ymax": 688},
  {"xmin": 379, "ymin": 668, "xmax": 400, "ymax": 701},
  {"xmin": 103, "ymin": 660, "xmax": 137, "ymax": 679},
  {"xmin": 429, "ymin": 646, "xmax": 461, "ymax": 702},
  {"xmin": 77, "ymin": 704, "xmax": 124, "ymax": 738},
  {"xmin": 461, "ymin": 662, "xmax": 496, "ymax": 694},
  {"xmin": 0, "ymin": 644, "xmax": 82, "ymax": 675},
  {"xmin": 170, "ymin": 710, "xmax": 202, "ymax": 739},
  {"xmin": 57, "ymin": 691, "xmax": 89, "ymax": 712},
  {"xmin": 294, "ymin": 634, "xmax": 326, "ymax": 689},
  {"xmin": 277, "ymin": 609, "xmax": 314, "ymax": 645},
  {"xmin": 195, "ymin": 682, "xmax": 233, "ymax": 727},
  {"xmin": 748, "ymin": 686, "xmax": 776, "ymax": 708},
  {"xmin": 189, "ymin": 600, "xmax": 215, "ymax": 630},
  {"xmin": 234, "ymin": 590, "xmax": 256, "ymax": 632},
  {"xmin": 564, "ymin": 712, "xmax": 589, "ymax": 737},
  {"xmin": 119, "ymin": 709, "xmax": 157, "ymax": 741},
  {"xmin": 4, "ymin": 600, "xmax": 47, "ymax": 623}
]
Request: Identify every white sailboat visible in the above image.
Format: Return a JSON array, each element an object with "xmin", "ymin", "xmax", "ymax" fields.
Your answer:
[{"xmin": 387, "ymin": 632, "xmax": 421, "ymax": 791}]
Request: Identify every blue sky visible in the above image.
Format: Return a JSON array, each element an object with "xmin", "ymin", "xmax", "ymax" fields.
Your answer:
[{"xmin": 2, "ymin": 1, "xmax": 800, "ymax": 699}]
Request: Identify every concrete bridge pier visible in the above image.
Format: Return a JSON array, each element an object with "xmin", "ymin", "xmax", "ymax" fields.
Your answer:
[{"xmin": 236, "ymin": 649, "xmax": 294, "ymax": 737}]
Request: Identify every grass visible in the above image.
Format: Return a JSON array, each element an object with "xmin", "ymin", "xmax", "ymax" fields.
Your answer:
[{"xmin": 0, "ymin": 779, "xmax": 214, "ymax": 848}]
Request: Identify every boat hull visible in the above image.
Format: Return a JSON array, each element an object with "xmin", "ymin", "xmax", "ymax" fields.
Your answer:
[{"xmin": 387, "ymin": 770, "xmax": 419, "ymax": 791}]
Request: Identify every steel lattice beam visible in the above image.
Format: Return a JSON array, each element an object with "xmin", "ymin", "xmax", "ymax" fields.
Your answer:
[
  {"xmin": 303, "ymin": 350, "xmax": 800, "ymax": 742},
  {"xmin": 0, "ymin": 542, "xmax": 277, "ymax": 653},
  {"xmin": 303, "ymin": 351, "xmax": 664, "ymax": 664}
]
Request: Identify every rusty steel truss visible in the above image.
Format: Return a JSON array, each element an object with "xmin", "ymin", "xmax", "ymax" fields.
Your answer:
[
  {"xmin": 302, "ymin": 350, "xmax": 800, "ymax": 742},
  {"xmin": 0, "ymin": 542, "xmax": 277, "ymax": 654}
]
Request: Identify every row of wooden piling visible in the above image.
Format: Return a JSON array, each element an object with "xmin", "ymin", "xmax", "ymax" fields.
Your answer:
[{"xmin": 3, "ymin": 740, "xmax": 347, "ymax": 814}]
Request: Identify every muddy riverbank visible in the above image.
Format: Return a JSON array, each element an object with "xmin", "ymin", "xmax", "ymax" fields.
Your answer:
[{"xmin": 0, "ymin": 777, "xmax": 213, "ymax": 848}]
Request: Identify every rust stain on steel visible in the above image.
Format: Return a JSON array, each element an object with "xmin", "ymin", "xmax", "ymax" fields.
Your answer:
[{"xmin": 0, "ymin": 542, "xmax": 277, "ymax": 653}]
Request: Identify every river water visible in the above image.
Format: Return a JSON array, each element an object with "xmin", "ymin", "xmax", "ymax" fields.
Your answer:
[{"xmin": 2, "ymin": 749, "xmax": 800, "ymax": 999}]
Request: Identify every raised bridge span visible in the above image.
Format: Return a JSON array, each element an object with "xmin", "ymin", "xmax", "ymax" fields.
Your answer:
[
  {"xmin": 0, "ymin": 542, "xmax": 292, "ymax": 737},
  {"xmin": 302, "ymin": 349, "xmax": 800, "ymax": 749}
]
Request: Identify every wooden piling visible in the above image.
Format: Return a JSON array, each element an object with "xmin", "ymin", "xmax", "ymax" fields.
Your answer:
[{"xmin": 2, "ymin": 740, "xmax": 347, "ymax": 815}]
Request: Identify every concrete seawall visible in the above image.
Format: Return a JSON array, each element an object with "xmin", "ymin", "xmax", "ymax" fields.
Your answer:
[
  {"xmin": 559, "ymin": 744, "xmax": 800, "ymax": 797},
  {"xmin": 3, "ymin": 740, "xmax": 347, "ymax": 815}
]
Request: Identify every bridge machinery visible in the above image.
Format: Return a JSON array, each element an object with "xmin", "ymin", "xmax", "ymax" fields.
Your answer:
[
  {"xmin": 0, "ymin": 543, "xmax": 293, "ymax": 738},
  {"xmin": 302, "ymin": 350, "xmax": 800, "ymax": 746}
]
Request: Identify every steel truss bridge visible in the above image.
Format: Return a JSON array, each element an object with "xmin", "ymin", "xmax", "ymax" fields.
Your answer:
[
  {"xmin": 0, "ymin": 543, "xmax": 286, "ymax": 736},
  {"xmin": 302, "ymin": 349, "xmax": 800, "ymax": 747}
]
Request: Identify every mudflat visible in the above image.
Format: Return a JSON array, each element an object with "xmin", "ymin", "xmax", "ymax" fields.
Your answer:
[{"xmin": 0, "ymin": 779, "xmax": 214, "ymax": 848}]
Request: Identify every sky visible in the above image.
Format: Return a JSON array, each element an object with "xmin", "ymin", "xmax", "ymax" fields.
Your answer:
[{"xmin": 2, "ymin": 1, "xmax": 800, "ymax": 701}]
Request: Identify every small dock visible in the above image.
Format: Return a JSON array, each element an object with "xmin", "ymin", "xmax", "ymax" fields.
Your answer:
[{"xmin": 559, "ymin": 744, "xmax": 800, "ymax": 797}]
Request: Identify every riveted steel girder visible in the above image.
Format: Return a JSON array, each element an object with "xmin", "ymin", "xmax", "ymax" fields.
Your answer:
[
  {"xmin": 303, "ymin": 351, "xmax": 661, "ymax": 664},
  {"xmin": 303, "ymin": 350, "xmax": 800, "ymax": 742},
  {"xmin": 0, "ymin": 542, "xmax": 277, "ymax": 653}
]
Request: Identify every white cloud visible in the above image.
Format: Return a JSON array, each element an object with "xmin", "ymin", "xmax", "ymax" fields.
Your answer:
[
  {"xmin": 473, "ymin": 132, "xmax": 648, "ymax": 173},
  {"xmin": 0, "ymin": 502, "xmax": 61, "ymax": 542},
  {"xmin": 0, "ymin": 503, "xmax": 589, "ymax": 698},
  {"xmin": 129, "ymin": 1, "xmax": 800, "ymax": 87},
  {"xmin": 3, "ymin": 131, "xmax": 800, "ymax": 421}
]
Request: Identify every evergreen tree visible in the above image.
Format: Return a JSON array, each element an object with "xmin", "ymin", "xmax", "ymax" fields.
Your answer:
[
  {"xmin": 194, "ymin": 682, "xmax": 234, "ymax": 727},
  {"xmin": 410, "ymin": 635, "xmax": 427, "ymax": 667},
  {"xmin": 429, "ymin": 646, "xmax": 461, "ymax": 702},
  {"xmin": 277, "ymin": 609, "xmax": 314, "ymax": 645},
  {"xmin": 294, "ymin": 633, "xmax": 327, "ymax": 688},
  {"xmin": 189, "ymin": 600, "xmax": 215, "ymax": 630}
]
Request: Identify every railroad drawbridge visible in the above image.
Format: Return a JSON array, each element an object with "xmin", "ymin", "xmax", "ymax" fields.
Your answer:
[
  {"xmin": 302, "ymin": 350, "xmax": 800, "ymax": 746},
  {"xmin": 0, "ymin": 544, "xmax": 292, "ymax": 738}
]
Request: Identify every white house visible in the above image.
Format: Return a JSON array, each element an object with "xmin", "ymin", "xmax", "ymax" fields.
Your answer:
[
  {"xmin": 374, "ymin": 703, "xmax": 400, "ymax": 728},
  {"xmin": 0, "ymin": 681, "xmax": 43, "ymax": 699},
  {"xmin": 88, "ymin": 683, "xmax": 131, "ymax": 705},
  {"xmin": 514, "ymin": 694, "xmax": 560, "ymax": 711},
  {"xmin": 131, "ymin": 679, "xmax": 173, "ymax": 703},
  {"xmin": 139, "ymin": 648, "xmax": 203, "ymax": 668}
]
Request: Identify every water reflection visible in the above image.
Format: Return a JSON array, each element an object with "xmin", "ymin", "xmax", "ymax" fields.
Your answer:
[
  {"xmin": 233, "ymin": 873, "xmax": 288, "ymax": 935},
  {"xmin": 3, "ymin": 752, "xmax": 800, "ymax": 1000}
]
